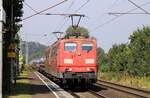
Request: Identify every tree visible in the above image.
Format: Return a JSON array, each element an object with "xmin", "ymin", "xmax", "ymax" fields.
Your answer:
[
  {"xmin": 97, "ymin": 47, "xmax": 109, "ymax": 72},
  {"xmin": 4, "ymin": 0, "xmax": 24, "ymax": 33},
  {"xmin": 4, "ymin": 0, "xmax": 24, "ymax": 22},
  {"xmin": 129, "ymin": 26, "xmax": 150, "ymax": 76},
  {"xmin": 3, "ymin": 0, "xmax": 24, "ymax": 95},
  {"xmin": 107, "ymin": 26, "xmax": 150, "ymax": 76},
  {"xmin": 108, "ymin": 44, "xmax": 130, "ymax": 72},
  {"xmin": 65, "ymin": 26, "xmax": 89, "ymax": 38}
]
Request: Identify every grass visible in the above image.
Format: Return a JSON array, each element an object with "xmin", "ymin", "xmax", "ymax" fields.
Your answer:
[
  {"xmin": 98, "ymin": 72, "xmax": 150, "ymax": 90},
  {"xmin": 9, "ymin": 70, "xmax": 32, "ymax": 98}
]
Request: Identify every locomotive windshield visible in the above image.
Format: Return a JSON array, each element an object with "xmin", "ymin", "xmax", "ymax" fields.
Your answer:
[
  {"xmin": 82, "ymin": 43, "xmax": 93, "ymax": 52},
  {"xmin": 65, "ymin": 42, "xmax": 77, "ymax": 52}
]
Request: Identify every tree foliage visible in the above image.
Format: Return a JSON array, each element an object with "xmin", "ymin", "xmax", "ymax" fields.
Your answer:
[
  {"xmin": 65, "ymin": 26, "xmax": 89, "ymax": 38},
  {"xmin": 107, "ymin": 26, "xmax": 150, "ymax": 76},
  {"xmin": 108, "ymin": 44, "xmax": 131, "ymax": 72},
  {"xmin": 3, "ymin": 0, "xmax": 24, "ymax": 33},
  {"xmin": 21, "ymin": 41, "xmax": 47, "ymax": 61},
  {"xmin": 3, "ymin": 0, "xmax": 24, "ymax": 94},
  {"xmin": 97, "ymin": 47, "xmax": 109, "ymax": 72},
  {"xmin": 129, "ymin": 26, "xmax": 150, "ymax": 76}
]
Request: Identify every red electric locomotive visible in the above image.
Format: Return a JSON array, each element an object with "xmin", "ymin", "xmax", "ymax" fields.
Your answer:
[{"xmin": 44, "ymin": 37, "xmax": 97, "ymax": 85}]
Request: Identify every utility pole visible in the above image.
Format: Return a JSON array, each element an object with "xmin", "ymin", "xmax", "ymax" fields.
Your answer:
[
  {"xmin": 25, "ymin": 41, "xmax": 28, "ymax": 65},
  {"xmin": 10, "ymin": 0, "xmax": 14, "ymax": 85},
  {"xmin": 0, "ymin": 0, "xmax": 6, "ymax": 97},
  {"xmin": 0, "ymin": 5, "xmax": 2, "ymax": 97}
]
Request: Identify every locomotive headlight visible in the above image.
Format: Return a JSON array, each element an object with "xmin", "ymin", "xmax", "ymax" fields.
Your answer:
[
  {"xmin": 87, "ymin": 68, "xmax": 94, "ymax": 71},
  {"xmin": 65, "ymin": 68, "xmax": 72, "ymax": 72},
  {"xmin": 64, "ymin": 59, "xmax": 73, "ymax": 64},
  {"xmin": 85, "ymin": 59, "xmax": 94, "ymax": 64},
  {"xmin": 68, "ymin": 68, "xmax": 72, "ymax": 71},
  {"xmin": 87, "ymin": 68, "xmax": 90, "ymax": 71}
]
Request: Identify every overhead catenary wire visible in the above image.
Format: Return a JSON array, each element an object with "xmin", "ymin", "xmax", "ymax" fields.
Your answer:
[
  {"xmin": 24, "ymin": 0, "xmax": 76, "ymax": 43},
  {"xmin": 93, "ymin": 1, "xmax": 150, "ymax": 31},
  {"xmin": 54, "ymin": 0, "xmax": 90, "ymax": 31},
  {"xmin": 23, "ymin": 0, "xmax": 81, "ymax": 37},
  {"xmin": 128, "ymin": 0, "xmax": 150, "ymax": 16},
  {"xmin": 22, "ymin": 0, "xmax": 68, "ymax": 21},
  {"xmin": 109, "ymin": 0, "xmax": 150, "ymax": 16},
  {"xmin": 23, "ymin": 0, "xmax": 73, "ymax": 46},
  {"xmin": 53, "ymin": 0, "xmax": 76, "ymax": 32},
  {"xmin": 96, "ymin": 0, "xmax": 122, "ymax": 21},
  {"xmin": 41, "ymin": 13, "xmax": 85, "ymax": 16},
  {"xmin": 55, "ymin": 17, "xmax": 69, "ymax": 31},
  {"xmin": 94, "ymin": 16, "xmax": 120, "ymax": 30},
  {"xmin": 22, "ymin": 33, "xmax": 47, "ymax": 36},
  {"xmin": 108, "ymin": 12, "xmax": 150, "ymax": 15},
  {"xmin": 65, "ymin": 0, "xmax": 76, "ymax": 12},
  {"xmin": 91, "ymin": 0, "xmax": 122, "ymax": 31},
  {"xmin": 24, "ymin": 2, "xmax": 38, "ymax": 13},
  {"xmin": 108, "ymin": 0, "xmax": 120, "ymax": 9},
  {"xmin": 48, "ymin": 0, "xmax": 90, "ymax": 41},
  {"xmin": 59, "ymin": 0, "xmax": 90, "ymax": 29},
  {"xmin": 75, "ymin": 0, "xmax": 90, "ymax": 13},
  {"xmin": 24, "ymin": 1, "xmax": 79, "ymax": 16}
]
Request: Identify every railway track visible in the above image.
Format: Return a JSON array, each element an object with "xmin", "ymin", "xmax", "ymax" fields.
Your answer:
[
  {"xmin": 88, "ymin": 89, "xmax": 107, "ymax": 98},
  {"xmin": 67, "ymin": 90, "xmax": 81, "ymax": 98},
  {"xmin": 68, "ymin": 89, "xmax": 107, "ymax": 98},
  {"xmin": 38, "ymin": 70, "xmax": 150, "ymax": 98},
  {"xmin": 97, "ymin": 80, "xmax": 150, "ymax": 98},
  {"xmin": 38, "ymin": 71, "xmax": 102, "ymax": 98}
]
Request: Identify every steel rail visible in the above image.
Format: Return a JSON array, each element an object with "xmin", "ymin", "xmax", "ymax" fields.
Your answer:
[
  {"xmin": 88, "ymin": 89, "xmax": 108, "ymax": 98},
  {"xmin": 67, "ymin": 90, "xmax": 80, "ymax": 98},
  {"xmin": 97, "ymin": 80, "xmax": 150, "ymax": 98}
]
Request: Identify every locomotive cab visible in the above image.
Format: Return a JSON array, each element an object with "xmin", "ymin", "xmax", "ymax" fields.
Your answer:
[
  {"xmin": 44, "ymin": 38, "xmax": 97, "ymax": 86},
  {"xmin": 59, "ymin": 38, "xmax": 97, "ymax": 83}
]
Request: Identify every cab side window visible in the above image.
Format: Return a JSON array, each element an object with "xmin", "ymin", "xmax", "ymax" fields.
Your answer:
[{"xmin": 51, "ymin": 46, "xmax": 57, "ymax": 57}]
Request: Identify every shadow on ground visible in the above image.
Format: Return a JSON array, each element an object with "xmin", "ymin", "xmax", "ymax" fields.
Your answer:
[
  {"xmin": 10, "ymin": 77, "xmax": 55, "ymax": 96},
  {"xmin": 11, "ymin": 83, "xmax": 52, "ymax": 96},
  {"xmin": 11, "ymin": 75, "xmax": 107, "ymax": 96},
  {"xmin": 62, "ymin": 83, "xmax": 107, "ymax": 93}
]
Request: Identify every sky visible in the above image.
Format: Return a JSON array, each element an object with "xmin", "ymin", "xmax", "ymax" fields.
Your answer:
[{"xmin": 22, "ymin": 0, "xmax": 150, "ymax": 52}]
